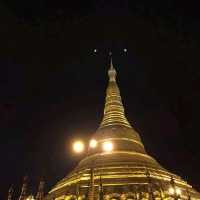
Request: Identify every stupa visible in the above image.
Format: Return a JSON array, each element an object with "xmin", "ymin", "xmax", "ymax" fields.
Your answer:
[{"xmin": 45, "ymin": 58, "xmax": 200, "ymax": 200}]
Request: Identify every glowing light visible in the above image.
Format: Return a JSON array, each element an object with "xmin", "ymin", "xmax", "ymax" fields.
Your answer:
[
  {"xmin": 94, "ymin": 49, "xmax": 97, "ymax": 53},
  {"xmin": 102, "ymin": 141, "xmax": 113, "ymax": 152},
  {"xmin": 176, "ymin": 188, "xmax": 181, "ymax": 195},
  {"xmin": 73, "ymin": 140, "xmax": 85, "ymax": 153},
  {"xmin": 124, "ymin": 48, "xmax": 127, "ymax": 52},
  {"xmin": 26, "ymin": 196, "xmax": 34, "ymax": 200},
  {"xmin": 169, "ymin": 187, "xmax": 175, "ymax": 195},
  {"xmin": 89, "ymin": 139, "xmax": 97, "ymax": 148}
]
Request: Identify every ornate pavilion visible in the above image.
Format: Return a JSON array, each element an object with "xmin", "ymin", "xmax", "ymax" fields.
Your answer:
[{"xmin": 45, "ymin": 58, "xmax": 200, "ymax": 200}]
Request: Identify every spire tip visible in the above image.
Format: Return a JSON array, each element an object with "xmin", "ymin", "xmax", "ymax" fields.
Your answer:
[
  {"xmin": 108, "ymin": 54, "xmax": 116, "ymax": 82},
  {"xmin": 108, "ymin": 57, "xmax": 117, "ymax": 82}
]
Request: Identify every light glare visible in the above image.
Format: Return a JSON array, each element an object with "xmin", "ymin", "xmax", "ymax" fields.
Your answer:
[
  {"xmin": 89, "ymin": 139, "xmax": 97, "ymax": 148},
  {"xmin": 176, "ymin": 188, "xmax": 181, "ymax": 195},
  {"xmin": 73, "ymin": 141, "xmax": 84, "ymax": 153},
  {"xmin": 26, "ymin": 196, "xmax": 34, "ymax": 200},
  {"xmin": 169, "ymin": 187, "xmax": 174, "ymax": 195},
  {"xmin": 102, "ymin": 141, "xmax": 113, "ymax": 152}
]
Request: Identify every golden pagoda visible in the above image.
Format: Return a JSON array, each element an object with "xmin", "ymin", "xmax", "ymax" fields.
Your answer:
[{"xmin": 45, "ymin": 58, "xmax": 200, "ymax": 200}]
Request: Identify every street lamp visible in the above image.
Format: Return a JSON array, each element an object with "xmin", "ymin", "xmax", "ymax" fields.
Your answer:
[
  {"xmin": 169, "ymin": 187, "xmax": 175, "ymax": 195},
  {"xmin": 72, "ymin": 139, "xmax": 114, "ymax": 153},
  {"xmin": 89, "ymin": 139, "xmax": 97, "ymax": 149},
  {"xmin": 72, "ymin": 138, "xmax": 114, "ymax": 200},
  {"xmin": 169, "ymin": 186, "xmax": 181, "ymax": 199},
  {"xmin": 26, "ymin": 195, "xmax": 35, "ymax": 200},
  {"xmin": 169, "ymin": 177, "xmax": 182, "ymax": 200},
  {"xmin": 102, "ymin": 141, "xmax": 113, "ymax": 152},
  {"xmin": 73, "ymin": 140, "xmax": 85, "ymax": 154},
  {"xmin": 176, "ymin": 188, "xmax": 181, "ymax": 196}
]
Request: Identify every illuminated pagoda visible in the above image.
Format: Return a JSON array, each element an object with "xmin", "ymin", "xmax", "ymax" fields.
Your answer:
[{"xmin": 45, "ymin": 57, "xmax": 200, "ymax": 200}]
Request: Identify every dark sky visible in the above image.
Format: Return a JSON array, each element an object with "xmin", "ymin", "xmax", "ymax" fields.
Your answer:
[{"xmin": 1, "ymin": 0, "xmax": 200, "ymax": 199}]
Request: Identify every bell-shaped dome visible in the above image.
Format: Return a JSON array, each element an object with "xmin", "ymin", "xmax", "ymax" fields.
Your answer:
[{"xmin": 46, "ymin": 58, "xmax": 200, "ymax": 200}]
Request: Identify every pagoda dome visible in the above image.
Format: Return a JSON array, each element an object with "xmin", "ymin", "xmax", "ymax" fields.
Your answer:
[{"xmin": 45, "ymin": 58, "xmax": 200, "ymax": 200}]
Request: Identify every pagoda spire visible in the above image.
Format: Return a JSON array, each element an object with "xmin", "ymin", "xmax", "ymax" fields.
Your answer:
[
  {"xmin": 36, "ymin": 180, "xmax": 45, "ymax": 200},
  {"xmin": 108, "ymin": 53, "xmax": 116, "ymax": 82},
  {"xmin": 18, "ymin": 176, "xmax": 28, "ymax": 200},
  {"xmin": 8, "ymin": 185, "xmax": 14, "ymax": 200},
  {"xmin": 100, "ymin": 55, "xmax": 131, "ymax": 128}
]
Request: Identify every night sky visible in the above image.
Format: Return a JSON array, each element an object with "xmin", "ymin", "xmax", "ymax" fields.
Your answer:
[{"xmin": 1, "ymin": 0, "xmax": 200, "ymax": 199}]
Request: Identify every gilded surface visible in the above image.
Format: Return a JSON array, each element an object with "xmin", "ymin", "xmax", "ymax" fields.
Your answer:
[
  {"xmin": 45, "ymin": 60, "xmax": 200, "ymax": 200},
  {"xmin": 100, "ymin": 60, "xmax": 131, "ymax": 129}
]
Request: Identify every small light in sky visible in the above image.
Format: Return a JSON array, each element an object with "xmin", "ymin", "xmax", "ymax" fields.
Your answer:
[
  {"xmin": 94, "ymin": 49, "xmax": 97, "ymax": 53},
  {"xmin": 123, "ymin": 48, "xmax": 127, "ymax": 52}
]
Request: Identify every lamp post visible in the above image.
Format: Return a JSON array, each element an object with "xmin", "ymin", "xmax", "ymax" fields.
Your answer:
[
  {"xmin": 186, "ymin": 189, "xmax": 191, "ymax": 200},
  {"xmin": 72, "ymin": 140, "xmax": 85, "ymax": 200},
  {"xmin": 99, "ymin": 175, "xmax": 104, "ymax": 200},
  {"xmin": 145, "ymin": 168, "xmax": 155, "ymax": 200},
  {"xmin": 157, "ymin": 182, "xmax": 165, "ymax": 200},
  {"xmin": 88, "ymin": 140, "xmax": 113, "ymax": 200},
  {"xmin": 98, "ymin": 141, "xmax": 113, "ymax": 200},
  {"xmin": 72, "ymin": 139, "xmax": 113, "ymax": 200},
  {"xmin": 26, "ymin": 195, "xmax": 35, "ymax": 200},
  {"xmin": 169, "ymin": 177, "xmax": 181, "ymax": 200}
]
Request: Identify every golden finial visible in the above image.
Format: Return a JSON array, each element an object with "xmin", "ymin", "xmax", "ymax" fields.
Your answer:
[{"xmin": 108, "ymin": 52, "xmax": 117, "ymax": 82}]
